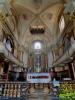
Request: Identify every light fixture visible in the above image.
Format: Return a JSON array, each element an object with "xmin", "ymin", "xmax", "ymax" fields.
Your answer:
[{"xmin": 30, "ymin": 25, "xmax": 45, "ymax": 34}]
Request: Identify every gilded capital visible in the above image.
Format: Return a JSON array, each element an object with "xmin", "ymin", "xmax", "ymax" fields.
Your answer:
[{"xmin": 0, "ymin": 12, "xmax": 6, "ymax": 22}]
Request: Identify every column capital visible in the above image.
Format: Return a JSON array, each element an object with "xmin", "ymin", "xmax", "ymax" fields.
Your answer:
[{"xmin": 0, "ymin": 13, "xmax": 6, "ymax": 23}]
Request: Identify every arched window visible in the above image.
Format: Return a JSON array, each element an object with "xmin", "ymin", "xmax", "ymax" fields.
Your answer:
[
  {"xmin": 34, "ymin": 42, "xmax": 42, "ymax": 50},
  {"xmin": 3, "ymin": 36, "xmax": 14, "ymax": 53},
  {"xmin": 59, "ymin": 16, "xmax": 65, "ymax": 33},
  {"xmin": 6, "ymin": 38, "xmax": 12, "ymax": 52}
]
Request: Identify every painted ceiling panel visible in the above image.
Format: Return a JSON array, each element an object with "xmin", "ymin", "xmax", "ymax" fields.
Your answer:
[
  {"xmin": 8, "ymin": 0, "xmax": 65, "ymax": 49},
  {"xmin": 14, "ymin": 0, "xmax": 63, "ymax": 14}
]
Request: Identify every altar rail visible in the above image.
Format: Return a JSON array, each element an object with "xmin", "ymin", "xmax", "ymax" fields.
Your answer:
[{"xmin": 0, "ymin": 81, "xmax": 74, "ymax": 99}]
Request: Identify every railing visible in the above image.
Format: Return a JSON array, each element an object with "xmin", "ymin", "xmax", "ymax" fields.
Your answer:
[
  {"xmin": 0, "ymin": 81, "xmax": 75, "ymax": 99},
  {"xmin": 0, "ymin": 81, "xmax": 28, "ymax": 100}
]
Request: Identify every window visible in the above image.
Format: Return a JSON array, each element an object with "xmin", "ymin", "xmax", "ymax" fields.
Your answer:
[
  {"xmin": 6, "ymin": 39, "xmax": 12, "ymax": 52},
  {"xmin": 3, "ymin": 36, "xmax": 14, "ymax": 52},
  {"xmin": 34, "ymin": 42, "xmax": 42, "ymax": 50},
  {"xmin": 59, "ymin": 16, "xmax": 65, "ymax": 33}
]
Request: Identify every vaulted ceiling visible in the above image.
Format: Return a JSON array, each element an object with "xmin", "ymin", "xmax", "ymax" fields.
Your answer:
[{"xmin": 8, "ymin": 0, "xmax": 69, "ymax": 49}]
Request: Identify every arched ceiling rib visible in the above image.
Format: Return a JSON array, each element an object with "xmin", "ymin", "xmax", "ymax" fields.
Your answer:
[{"xmin": 12, "ymin": 0, "xmax": 64, "ymax": 14}]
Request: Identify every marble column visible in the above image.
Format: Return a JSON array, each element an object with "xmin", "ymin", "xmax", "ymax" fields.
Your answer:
[
  {"xmin": 45, "ymin": 54, "xmax": 48, "ymax": 71},
  {"xmin": 22, "ymin": 50, "xmax": 28, "ymax": 68},
  {"xmin": 0, "ymin": 13, "xmax": 5, "ymax": 42},
  {"xmin": 73, "ymin": 19, "xmax": 75, "ymax": 39}
]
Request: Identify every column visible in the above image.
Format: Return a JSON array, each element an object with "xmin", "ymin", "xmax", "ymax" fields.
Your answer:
[
  {"xmin": 73, "ymin": 19, "xmax": 75, "ymax": 39},
  {"xmin": 41, "ymin": 53, "xmax": 45, "ymax": 70},
  {"xmin": 14, "ymin": 41, "xmax": 19, "ymax": 58},
  {"xmin": 30, "ymin": 55, "xmax": 32, "ymax": 68},
  {"xmin": 68, "ymin": 63, "xmax": 74, "ymax": 80},
  {"xmin": 0, "ymin": 13, "xmax": 5, "ymax": 42},
  {"xmin": 27, "ymin": 56, "xmax": 30, "ymax": 68},
  {"xmin": 48, "ymin": 51, "xmax": 53, "ymax": 68},
  {"xmin": 17, "ymin": 46, "xmax": 24, "ymax": 62},
  {"xmin": 72, "ymin": 61, "xmax": 75, "ymax": 79},
  {"xmin": 23, "ymin": 51, "xmax": 28, "ymax": 68},
  {"xmin": 45, "ymin": 54, "xmax": 48, "ymax": 71}
]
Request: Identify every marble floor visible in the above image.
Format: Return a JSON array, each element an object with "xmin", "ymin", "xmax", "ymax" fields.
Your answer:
[
  {"xmin": 27, "ymin": 91, "xmax": 59, "ymax": 100},
  {"xmin": 27, "ymin": 88, "xmax": 59, "ymax": 100},
  {"xmin": 27, "ymin": 95, "xmax": 59, "ymax": 100}
]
